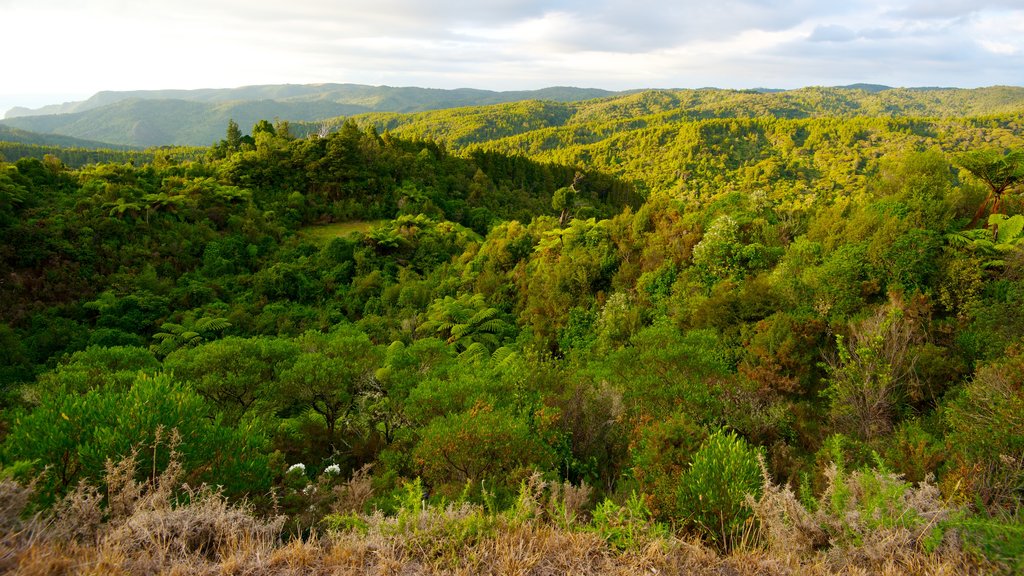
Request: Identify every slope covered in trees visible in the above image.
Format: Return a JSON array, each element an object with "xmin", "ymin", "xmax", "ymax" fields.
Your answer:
[
  {"xmin": 1, "ymin": 95, "xmax": 1024, "ymax": 573},
  {"xmin": 346, "ymin": 86, "xmax": 1024, "ymax": 146},
  {"xmin": 0, "ymin": 84, "xmax": 618, "ymax": 147}
]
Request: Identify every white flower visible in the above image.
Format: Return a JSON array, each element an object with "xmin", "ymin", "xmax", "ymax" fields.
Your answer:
[
  {"xmin": 287, "ymin": 463, "xmax": 306, "ymax": 475},
  {"xmin": 324, "ymin": 464, "xmax": 341, "ymax": 476}
]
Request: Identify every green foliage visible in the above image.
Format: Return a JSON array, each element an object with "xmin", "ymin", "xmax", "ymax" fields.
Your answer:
[
  {"xmin": 3, "ymin": 91, "xmax": 1024, "ymax": 565},
  {"xmin": 163, "ymin": 336, "xmax": 300, "ymax": 422},
  {"xmin": 955, "ymin": 515, "xmax": 1024, "ymax": 573},
  {"xmin": 944, "ymin": 345, "xmax": 1024, "ymax": 513},
  {"xmin": 589, "ymin": 492, "xmax": 670, "ymax": 551},
  {"xmin": 150, "ymin": 315, "xmax": 231, "ymax": 357},
  {"xmin": 412, "ymin": 404, "xmax": 554, "ymax": 497},
  {"xmin": 676, "ymin": 429, "xmax": 763, "ymax": 548},
  {"xmin": 599, "ymin": 323, "xmax": 731, "ymax": 420},
  {"xmin": 629, "ymin": 411, "xmax": 707, "ymax": 520},
  {"xmin": 277, "ymin": 327, "xmax": 383, "ymax": 437},
  {"xmin": 2, "ymin": 372, "xmax": 271, "ymax": 503},
  {"xmin": 956, "ymin": 148, "xmax": 1024, "ymax": 221},
  {"xmin": 417, "ymin": 293, "xmax": 514, "ymax": 352},
  {"xmin": 33, "ymin": 345, "xmax": 159, "ymax": 395},
  {"xmin": 692, "ymin": 215, "xmax": 743, "ymax": 288},
  {"xmin": 823, "ymin": 298, "xmax": 921, "ymax": 440}
]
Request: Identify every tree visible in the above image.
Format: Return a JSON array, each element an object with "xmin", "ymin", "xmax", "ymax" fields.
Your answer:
[
  {"xmin": 252, "ymin": 119, "xmax": 276, "ymax": 137},
  {"xmin": 552, "ymin": 172, "xmax": 583, "ymax": 226},
  {"xmin": 956, "ymin": 148, "xmax": 1024, "ymax": 232},
  {"xmin": 150, "ymin": 316, "xmax": 231, "ymax": 357},
  {"xmin": 226, "ymin": 119, "xmax": 243, "ymax": 150},
  {"xmin": 692, "ymin": 215, "xmax": 743, "ymax": 289},
  {"xmin": 416, "ymin": 293, "xmax": 514, "ymax": 353},
  {"xmin": 823, "ymin": 296, "xmax": 922, "ymax": 440},
  {"xmin": 164, "ymin": 336, "xmax": 300, "ymax": 423},
  {"xmin": 278, "ymin": 328, "xmax": 383, "ymax": 439}
]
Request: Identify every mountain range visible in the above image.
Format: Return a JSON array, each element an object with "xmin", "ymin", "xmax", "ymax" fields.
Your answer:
[
  {"xmin": 0, "ymin": 84, "xmax": 617, "ymax": 148},
  {"xmin": 2, "ymin": 83, "xmax": 1023, "ymax": 150}
]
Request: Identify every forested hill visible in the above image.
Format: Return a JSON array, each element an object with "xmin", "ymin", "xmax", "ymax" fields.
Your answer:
[
  {"xmin": 343, "ymin": 86, "xmax": 1024, "ymax": 150},
  {"xmin": 348, "ymin": 86, "xmax": 1024, "ymax": 136},
  {"xmin": 0, "ymin": 84, "xmax": 617, "ymax": 148},
  {"xmin": 2, "ymin": 96, "xmax": 1024, "ymax": 572},
  {"xmin": 0, "ymin": 125, "xmax": 133, "ymax": 150},
  {"xmin": 340, "ymin": 86, "xmax": 1024, "ymax": 197}
]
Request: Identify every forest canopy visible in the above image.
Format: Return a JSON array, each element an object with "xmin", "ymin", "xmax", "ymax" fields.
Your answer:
[{"xmin": 2, "ymin": 88, "xmax": 1024, "ymax": 573}]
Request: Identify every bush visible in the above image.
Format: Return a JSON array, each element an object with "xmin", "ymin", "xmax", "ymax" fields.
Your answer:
[
  {"xmin": 676, "ymin": 429, "xmax": 762, "ymax": 548},
  {"xmin": 2, "ymin": 372, "xmax": 272, "ymax": 503},
  {"xmin": 944, "ymin": 345, "xmax": 1024, "ymax": 513},
  {"xmin": 589, "ymin": 491, "xmax": 670, "ymax": 551},
  {"xmin": 412, "ymin": 404, "xmax": 554, "ymax": 498},
  {"xmin": 750, "ymin": 443, "xmax": 961, "ymax": 570},
  {"xmin": 629, "ymin": 411, "xmax": 707, "ymax": 521}
]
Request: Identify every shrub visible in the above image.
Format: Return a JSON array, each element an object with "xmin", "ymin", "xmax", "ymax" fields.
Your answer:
[
  {"xmin": 412, "ymin": 404, "xmax": 553, "ymax": 498},
  {"xmin": 676, "ymin": 429, "xmax": 762, "ymax": 548},
  {"xmin": 589, "ymin": 491, "xmax": 670, "ymax": 551},
  {"xmin": 750, "ymin": 447, "xmax": 961, "ymax": 570},
  {"xmin": 943, "ymin": 345, "xmax": 1024, "ymax": 513},
  {"xmin": 629, "ymin": 411, "xmax": 707, "ymax": 521},
  {"xmin": 2, "ymin": 372, "xmax": 272, "ymax": 503}
]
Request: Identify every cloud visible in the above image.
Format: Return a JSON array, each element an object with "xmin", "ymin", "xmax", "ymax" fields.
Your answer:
[
  {"xmin": 2, "ymin": 0, "xmax": 1023, "ymax": 108},
  {"xmin": 808, "ymin": 25, "xmax": 858, "ymax": 42},
  {"xmin": 890, "ymin": 0, "xmax": 1022, "ymax": 20}
]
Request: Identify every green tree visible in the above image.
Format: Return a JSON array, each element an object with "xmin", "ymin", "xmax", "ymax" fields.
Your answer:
[
  {"xmin": 226, "ymin": 119, "xmax": 243, "ymax": 150},
  {"xmin": 164, "ymin": 336, "xmax": 300, "ymax": 423},
  {"xmin": 150, "ymin": 316, "xmax": 231, "ymax": 357},
  {"xmin": 417, "ymin": 293, "xmax": 514, "ymax": 353},
  {"xmin": 278, "ymin": 328, "xmax": 383, "ymax": 439},
  {"xmin": 3, "ymin": 372, "xmax": 272, "ymax": 503},
  {"xmin": 956, "ymin": 148, "xmax": 1024, "ymax": 230}
]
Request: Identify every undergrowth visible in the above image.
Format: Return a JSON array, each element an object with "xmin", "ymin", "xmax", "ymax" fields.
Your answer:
[{"xmin": 0, "ymin": 439, "xmax": 1004, "ymax": 575}]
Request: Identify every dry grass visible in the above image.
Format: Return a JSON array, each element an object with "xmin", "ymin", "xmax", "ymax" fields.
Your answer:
[{"xmin": 0, "ymin": 450, "xmax": 993, "ymax": 575}]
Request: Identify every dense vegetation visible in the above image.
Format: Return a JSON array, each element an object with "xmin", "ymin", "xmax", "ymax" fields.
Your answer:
[
  {"xmin": 1, "ymin": 84, "xmax": 617, "ymax": 147},
  {"xmin": 1, "ymin": 88, "xmax": 1024, "ymax": 573}
]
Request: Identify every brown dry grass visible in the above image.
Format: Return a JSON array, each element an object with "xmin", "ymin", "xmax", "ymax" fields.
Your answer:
[
  {"xmin": 1, "ymin": 513, "xmax": 986, "ymax": 576},
  {"xmin": 0, "ymin": 449, "xmax": 992, "ymax": 576}
]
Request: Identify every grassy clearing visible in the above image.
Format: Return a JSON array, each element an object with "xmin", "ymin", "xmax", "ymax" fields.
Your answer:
[{"xmin": 299, "ymin": 220, "xmax": 380, "ymax": 242}]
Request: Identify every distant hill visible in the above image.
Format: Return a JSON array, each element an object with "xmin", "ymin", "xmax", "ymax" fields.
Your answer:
[
  {"xmin": 6, "ymin": 84, "xmax": 1023, "ymax": 149},
  {"xmin": 836, "ymin": 83, "xmax": 892, "ymax": 93},
  {"xmin": 4, "ymin": 84, "xmax": 617, "ymax": 119},
  {"xmin": 337, "ymin": 86, "xmax": 1024, "ymax": 150},
  {"xmin": 0, "ymin": 84, "xmax": 618, "ymax": 147},
  {"xmin": 0, "ymin": 124, "xmax": 131, "ymax": 149}
]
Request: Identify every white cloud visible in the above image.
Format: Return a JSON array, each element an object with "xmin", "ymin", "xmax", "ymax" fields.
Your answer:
[
  {"xmin": 969, "ymin": 10, "xmax": 1024, "ymax": 56},
  {"xmin": 1, "ymin": 0, "xmax": 1022, "ymax": 112}
]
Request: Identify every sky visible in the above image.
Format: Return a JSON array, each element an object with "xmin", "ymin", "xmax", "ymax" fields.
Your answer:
[{"xmin": 2, "ymin": 0, "xmax": 1023, "ymax": 114}]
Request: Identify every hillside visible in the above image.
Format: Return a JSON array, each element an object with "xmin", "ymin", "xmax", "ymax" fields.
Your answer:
[
  {"xmin": 346, "ymin": 86, "xmax": 1024, "ymax": 149},
  {"xmin": 0, "ymin": 84, "xmax": 617, "ymax": 147},
  {"xmin": 0, "ymin": 124, "xmax": 133, "ymax": 150},
  {"xmin": 1, "ymin": 94, "xmax": 1023, "ymax": 573}
]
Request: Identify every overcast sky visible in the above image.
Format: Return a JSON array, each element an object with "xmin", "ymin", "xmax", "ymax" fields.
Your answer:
[{"xmin": 2, "ymin": 0, "xmax": 1023, "ymax": 114}]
